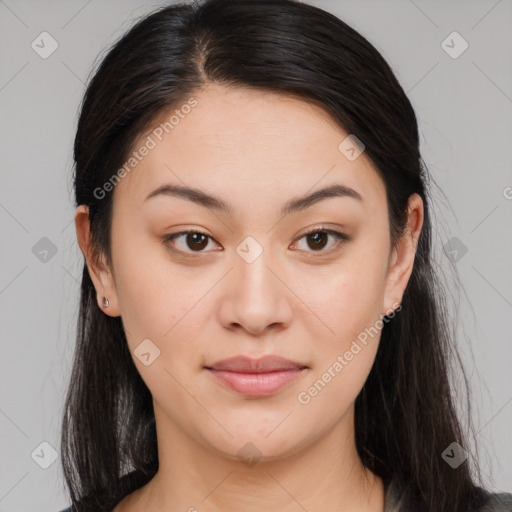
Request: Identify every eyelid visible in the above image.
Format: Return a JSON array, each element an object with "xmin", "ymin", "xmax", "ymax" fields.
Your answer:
[{"xmin": 296, "ymin": 224, "xmax": 349, "ymax": 240}]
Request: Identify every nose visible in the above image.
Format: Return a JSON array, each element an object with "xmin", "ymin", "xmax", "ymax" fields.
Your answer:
[{"xmin": 216, "ymin": 246, "xmax": 293, "ymax": 336}]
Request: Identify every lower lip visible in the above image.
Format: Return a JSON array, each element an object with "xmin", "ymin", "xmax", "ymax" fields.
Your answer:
[{"xmin": 207, "ymin": 368, "xmax": 306, "ymax": 397}]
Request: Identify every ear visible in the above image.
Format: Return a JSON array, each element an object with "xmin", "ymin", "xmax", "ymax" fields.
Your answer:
[
  {"xmin": 74, "ymin": 205, "xmax": 121, "ymax": 317},
  {"xmin": 382, "ymin": 193, "xmax": 424, "ymax": 316}
]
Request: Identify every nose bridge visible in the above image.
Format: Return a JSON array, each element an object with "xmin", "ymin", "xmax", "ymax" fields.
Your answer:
[
  {"xmin": 219, "ymin": 234, "xmax": 292, "ymax": 333},
  {"xmin": 234, "ymin": 234, "xmax": 279, "ymax": 302}
]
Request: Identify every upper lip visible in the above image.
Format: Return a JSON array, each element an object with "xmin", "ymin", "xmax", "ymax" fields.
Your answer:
[{"xmin": 206, "ymin": 355, "xmax": 308, "ymax": 373}]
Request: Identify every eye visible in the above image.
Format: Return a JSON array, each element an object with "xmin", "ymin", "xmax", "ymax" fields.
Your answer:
[
  {"xmin": 163, "ymin": 230, "xmax": 221, "ymax": 254},
  {"xmin": 291, "ymin": 226, "xmax": 350, "ymax": 254},
  {"xmin": 163, "ymin": 226, "xmax": 350, "ymax": 257}
]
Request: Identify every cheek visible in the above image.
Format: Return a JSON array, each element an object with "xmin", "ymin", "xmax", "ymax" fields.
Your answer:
[
  {"xmin": 300, "ymin": 250, "xmax": 387, "ymax": 345},
  {"xmin": 296, "ymin": 265, "xmax": 385, "ymax": 418},
  {"xmin": 111, "ymin": 227, "xmax": 192, "ymax": 335},
  {"xmin": 111, "ymin": 234, "xmax": 213, "ymax": 384}
]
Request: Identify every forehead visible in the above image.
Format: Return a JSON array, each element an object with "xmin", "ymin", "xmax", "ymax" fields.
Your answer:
[{"xmin": 114, "ymin": 83, "xmax": 384, "ymax": 212}]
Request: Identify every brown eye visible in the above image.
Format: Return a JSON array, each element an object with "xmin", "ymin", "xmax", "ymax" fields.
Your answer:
[
  {"xmin": 164, "ymin": 230, "xmax": 219, "ymax": 254},
  {"xmin": 163, "ymin": 227, "xmax": 349, "ymax": 257},
  {"xmin": 305, "ymin": 232, "xmax": 329, "ymax": 251},
  {"xmin": 184, "ymin": 232, "xmax": 209, "ymax": 251},
  {"xmin": 293, "ymin": 227, "xmax": 350, "ymax": 254}
]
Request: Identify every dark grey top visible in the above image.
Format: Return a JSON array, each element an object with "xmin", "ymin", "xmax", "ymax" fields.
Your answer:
[
  {"xmin": 383, "ymin": 479, "xmax": 512, "ymax": 512},
  {"xmin": 59, "ymin": 479, "xmax": 512, "ymax": 511}
]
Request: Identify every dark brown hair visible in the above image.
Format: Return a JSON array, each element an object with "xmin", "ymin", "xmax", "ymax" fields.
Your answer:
[{"xmin": 63, "ymin": 0, "xmax": 492, "ymax": 510}]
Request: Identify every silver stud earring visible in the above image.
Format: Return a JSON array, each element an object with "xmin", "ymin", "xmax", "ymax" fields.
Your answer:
[{"xmin": 102, "ymin": 296, "xmax": 109, "ymax": 308}]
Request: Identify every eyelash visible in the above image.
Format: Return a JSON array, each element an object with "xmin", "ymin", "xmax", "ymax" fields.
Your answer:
[{"xmin": 163, "ymin": 225, "xmax": 350, "ymax": 257}]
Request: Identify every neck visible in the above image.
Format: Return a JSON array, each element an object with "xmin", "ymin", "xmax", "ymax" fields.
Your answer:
[{"xmin": 121, "ymin": 401, "xmax": 385, "ymax": 512}]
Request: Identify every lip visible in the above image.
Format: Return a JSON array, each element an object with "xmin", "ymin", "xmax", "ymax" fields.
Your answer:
[{"xmin": 205, "ymin": 355, "xmax": 308, "ymax": 397}]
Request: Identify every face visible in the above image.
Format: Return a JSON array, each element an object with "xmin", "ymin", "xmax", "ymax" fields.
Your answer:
[{"xmin": 76, "ymin": 83, "xmax": 422, "ymax": 463}]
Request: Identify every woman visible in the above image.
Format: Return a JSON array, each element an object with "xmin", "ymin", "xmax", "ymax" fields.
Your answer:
[{"xmin": 59, "ymin": 0, "xmax": 512, "ymax": 510}]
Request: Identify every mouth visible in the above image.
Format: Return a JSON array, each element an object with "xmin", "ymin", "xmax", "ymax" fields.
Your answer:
[{"xmin": 204, "ymin": 355, "xmax": 309, "ymax": 398}]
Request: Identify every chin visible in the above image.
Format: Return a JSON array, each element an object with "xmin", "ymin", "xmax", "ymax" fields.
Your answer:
[{"xmin": 203, "ymin": 429, "xmax": 308, "ymax": 465}]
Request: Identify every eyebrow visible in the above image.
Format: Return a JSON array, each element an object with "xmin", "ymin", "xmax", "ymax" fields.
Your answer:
[{"xmin": 143, "ymin": 182, "xmax": 363, "ymax": 216}]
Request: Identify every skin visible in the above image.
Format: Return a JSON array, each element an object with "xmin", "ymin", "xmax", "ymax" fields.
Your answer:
[{"xmin": 75, "ymin": 83, "xmax": 423, "ymax": 512}]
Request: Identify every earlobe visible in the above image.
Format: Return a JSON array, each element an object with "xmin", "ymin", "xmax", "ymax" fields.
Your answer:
[{"xmin": 74, "ymin": 205, "xmax": 121, "ymax": 317}]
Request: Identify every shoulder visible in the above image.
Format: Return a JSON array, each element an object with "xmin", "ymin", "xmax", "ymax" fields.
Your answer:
[
  {"xmin": 58, "ymin": 506, "xmax": 116, "ymax": 512},
  {"xmin": 477, "ymin": 491, "xmax": 512, "ymax": 511},
  {"xmin": 56, "ymin": 470, "xmax": 148, "ymax": 512},
  {"xmin": 385, "ymin": 478, "xmax": 512, "ymax": 512},
  {"xmin": 58, "ymin": 506, "xmax": 114, "ymax": 512}
]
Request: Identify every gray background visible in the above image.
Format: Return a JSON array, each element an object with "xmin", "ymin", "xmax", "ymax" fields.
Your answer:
[{"xmin": 0, "ymin": 0, "xmax": 511, "ymax": 510}]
